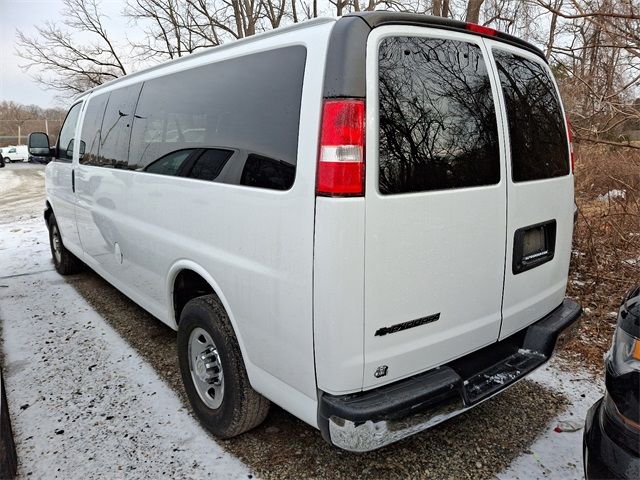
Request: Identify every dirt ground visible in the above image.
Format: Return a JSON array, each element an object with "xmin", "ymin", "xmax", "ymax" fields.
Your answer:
[{"xmin": 0, "ymin": 163, "xmax": 604, "ymax": 479}]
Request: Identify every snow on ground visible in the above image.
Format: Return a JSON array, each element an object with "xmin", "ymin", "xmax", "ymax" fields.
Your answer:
[
  {"xmin": 498, "ymin": 362, "xmax": 603, "ymax": 479},
  {"xmin": 0, "ymin": 216, "xmax": 52, "ymax": 279},
  {"xmin": 0, "ymin": 215, "xmax": 252, "ymax": 478}
]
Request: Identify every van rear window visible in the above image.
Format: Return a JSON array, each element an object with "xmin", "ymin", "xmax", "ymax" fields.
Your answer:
[
  {"xmin": 493, "ymin": 50, "xmax": 569, "ymax": 182},
  {"xmin": 378, "ymin": 36, "xmax": 500, "ymax": 195}
]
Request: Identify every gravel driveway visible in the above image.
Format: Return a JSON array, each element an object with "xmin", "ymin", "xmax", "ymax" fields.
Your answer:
[{"xmin": 0, "ymin": 164, "xmax": 600, "ymax": 479}]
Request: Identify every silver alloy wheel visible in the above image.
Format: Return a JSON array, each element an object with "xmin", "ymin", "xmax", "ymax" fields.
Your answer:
[
  {"xmin": 188, "ymin": 327, "xmax": 224, "ymax": 409},
  {"xmin": 51, "ymin": 224, "xmax": 62, "ymax": 264}
]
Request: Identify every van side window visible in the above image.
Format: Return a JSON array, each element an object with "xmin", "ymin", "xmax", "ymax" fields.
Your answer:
[
  {"xmin": 240, "ymin": 154, "xmax": 295, "ymax": 191},
  {"xmin": 129, "ymin": 46, "xmax": 306, "ymax": 190},
  {"xmin": 96, "ymin": 85, "xmax": 143, "ymax": 169},
  {"xmin": 56, "ymin": 102, "xmax": 83, "ymax": 162},
  {"xmin": 187, "ymin": 149, "xmax": 233, "ymax": 182},
  {"xmin": 80, "ymin": 93, "xmax": 109, "ymax": 165},
  {"xmin": 378, "ymin": 37, "xmax": 500, "ymax": 195},
  {"xmin": 144, "ymin": 149, "xmax": 196, "ymax": 176},
  {"xmin": 493, "ymin": 50, "xmax": 569, "ymax": 182}
]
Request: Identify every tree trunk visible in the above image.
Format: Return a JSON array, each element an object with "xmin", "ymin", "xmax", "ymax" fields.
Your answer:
[
  {"xmin": 432, "ymin": 0, "xmax": 442, "ymax": 16},
  {"xmin": 465, "ymin": 0, "xmax": 484, "ymax": 24},
  {"xmin": 545, "ymin": 1, "xmax": 561, "ymax": 59}
]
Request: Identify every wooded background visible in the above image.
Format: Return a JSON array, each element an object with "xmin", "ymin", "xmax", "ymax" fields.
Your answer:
[{"xmin": 4, "ymin": 0, "xmax": 639, "ymax": 150}]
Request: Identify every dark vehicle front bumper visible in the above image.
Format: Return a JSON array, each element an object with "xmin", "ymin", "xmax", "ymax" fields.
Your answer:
[
  {"xmin": 584, "ymin": 396, "xmax": 640, "ymax": 479},
  {"xmin": 318, "ymin": 299, "xmax": 582, "ymax": 451}
]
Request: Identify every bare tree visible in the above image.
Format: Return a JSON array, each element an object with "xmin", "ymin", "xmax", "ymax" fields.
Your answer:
[
  {"xmin": 126, "ymin": 0, "xmax": 217, "ymax": 59},
  {"xmin": 262, "ymin": 0, "xmax": 288, "ymax": 28},
  {"xmin": 534, "ymin": 0, "xmax": 640, "ymax": 148},
  {"xmin": 16, "ymin": 0, "xmax": 128, "ymax": 96}
]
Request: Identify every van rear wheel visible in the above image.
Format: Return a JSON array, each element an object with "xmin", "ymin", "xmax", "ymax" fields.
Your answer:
[
  {"xmin": 47, "ymin": 214, "xmax": 83, "ymax": 275},
  {"xmin": 177, "ymin": 294, "xmax": 270, "ymax": 438}
]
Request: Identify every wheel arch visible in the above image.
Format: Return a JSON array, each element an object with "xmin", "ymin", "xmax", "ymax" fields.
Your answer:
[
  {"xmin": 44, "ymin": 200, "xmax": 54, "ymax": 227},
  {"xmin": 166, "ymin": 261, "xmax": 250, "ymax": 365}
]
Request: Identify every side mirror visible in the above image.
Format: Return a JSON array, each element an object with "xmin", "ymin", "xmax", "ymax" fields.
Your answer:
[{"xmin": 28, "ymin": 132, "xmax": 52, "ymax": 156}]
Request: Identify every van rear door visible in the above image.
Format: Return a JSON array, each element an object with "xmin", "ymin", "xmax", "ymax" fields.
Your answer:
[
  {"xmin": 487, "ymin": 43, "xmax": 574, "ymax": 339},
  {"xmin": 363, "ymin": 27, "xmax": 508, "ymax": 389}
]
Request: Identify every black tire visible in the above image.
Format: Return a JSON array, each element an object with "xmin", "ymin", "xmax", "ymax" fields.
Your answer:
[
  {"xmin": 3, "ymin": 157, "xmax": 10, "ymax": 164},
  {"xmin": 178, "ymin": 294, "xmax": 270, "ymax": 439},
  {"xmin": 47, "ymin": 213, "xmax": 83, "ymax": 275}
]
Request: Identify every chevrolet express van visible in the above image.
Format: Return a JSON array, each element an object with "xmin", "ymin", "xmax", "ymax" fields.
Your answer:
[{"xmin": 31, "ymin": 12, "xmax": 581, "ymax": 452}]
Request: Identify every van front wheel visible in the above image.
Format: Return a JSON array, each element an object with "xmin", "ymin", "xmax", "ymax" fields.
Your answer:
[
  {"xmin": 177, "ymin": 295, "xmax": 270, "ymax": 438},
  {"xmin": 47, "ymin": 214, "xmax": 83, "ymax": 275}
]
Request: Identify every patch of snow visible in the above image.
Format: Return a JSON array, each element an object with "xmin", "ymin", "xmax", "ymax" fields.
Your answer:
[
  {"xmin": 0, "ymin": 169, "xmax": 21, "ymax": 195},
  {"xmin": 497, "ymin": 360, "xmax": 604, "ymax": 480},
  {"xmin": 596, "ymin": 189, "xmax": 626, "ymax": 201},
  {"xmin": 0, "ymin": 216, "xmax": 252, "ymax": 478},
  {"xmin": 0, "ymin": 217, "xmax": 52, "ymax": 278},
  {"xmin": 484, "ymin": 371, "xmax": 520, "ymax": 386}
]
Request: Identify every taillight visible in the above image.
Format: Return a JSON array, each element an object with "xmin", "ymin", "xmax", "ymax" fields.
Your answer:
[
  {"xmin": 317, "ymin": 99, "xmax": 365, "ymax": 197},
  {"xmin": 566, "ymin": 115, "xmax": 575, "ymax": 173},
  {"xmin": 466, "ymin": 23, "xmax": 498, "ymax": 37}
]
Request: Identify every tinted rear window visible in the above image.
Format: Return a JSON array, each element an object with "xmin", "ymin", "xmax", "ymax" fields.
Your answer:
[
  {"xmin": 493, "ymin": 50, "xmax": 569, "ymax": 182},
  {"xmin": 378, "ymin": 36, "xmax": 500, "ymax": 195},
  {"xmin": 128, "ymin": 46, "xmax": 306, "ymax": 190}
]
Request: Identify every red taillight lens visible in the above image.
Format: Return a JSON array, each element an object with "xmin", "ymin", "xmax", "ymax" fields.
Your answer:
[
  {"xmin": 317, "ymin": 99, "xmax": 365, "ymax": 197},
  {"xmin": 566, "ymin": 115, "xmax": 575, "ymax": 173},
  {"xmin": 466, "ymin": 23, "xmax": 498, "ymax": 37}
]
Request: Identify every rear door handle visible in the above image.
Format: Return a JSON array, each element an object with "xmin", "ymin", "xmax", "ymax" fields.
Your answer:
[{"xmin": 72, "ymin": 169, "xmax": 75, "ymax": 193}]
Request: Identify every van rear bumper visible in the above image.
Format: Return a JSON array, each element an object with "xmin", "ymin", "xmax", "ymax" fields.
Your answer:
[{"xmin": 318, "ymin": 299, "xmax": 581, "ymax": 452}]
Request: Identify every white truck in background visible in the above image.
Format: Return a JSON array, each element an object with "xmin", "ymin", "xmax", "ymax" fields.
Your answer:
[{"xmin": 2, "ymin": 145, "xmax": 29, "ymax": 163}]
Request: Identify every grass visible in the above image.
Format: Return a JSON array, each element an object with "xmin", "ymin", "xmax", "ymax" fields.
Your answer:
[{"xmin": 560, "ymin": 144, "xmax": 640, "ymax": 370}]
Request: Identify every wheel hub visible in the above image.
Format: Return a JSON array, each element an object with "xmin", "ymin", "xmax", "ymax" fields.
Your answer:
[
  {"xmin": 194, "ymin": 347, "xmax": 222, "ymax": 385},
  {"xmin": 188, "ymin": 328, "xmax": 224, "ymax": 409},
  {"xmin": 52, "ymin": 226, "xmax": 62, "ymax": 262}
]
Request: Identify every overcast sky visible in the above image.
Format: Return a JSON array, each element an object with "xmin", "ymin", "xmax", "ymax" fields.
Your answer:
[{"xmin": 0, "ymin": 0, "xmax": 129, "ymax": 108}]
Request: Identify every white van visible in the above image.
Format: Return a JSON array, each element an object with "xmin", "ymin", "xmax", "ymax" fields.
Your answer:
[
  {"xmin": 2, "ymin": 145, "xmax": 28, "ymax": 163},
  {"xmin": 32, "ymin": 12, "xmax": 581, "ymax": 452}
]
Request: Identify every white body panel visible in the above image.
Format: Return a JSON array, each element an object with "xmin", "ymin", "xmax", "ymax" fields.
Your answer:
[{"xmin": 313, "ymin": 197, "xmax": 366, "ymax": 394}]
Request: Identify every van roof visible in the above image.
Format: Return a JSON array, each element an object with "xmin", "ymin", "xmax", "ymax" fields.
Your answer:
[{"xmin": 346, "ymin": 12, "xmax": 546, "ymax": 61}]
